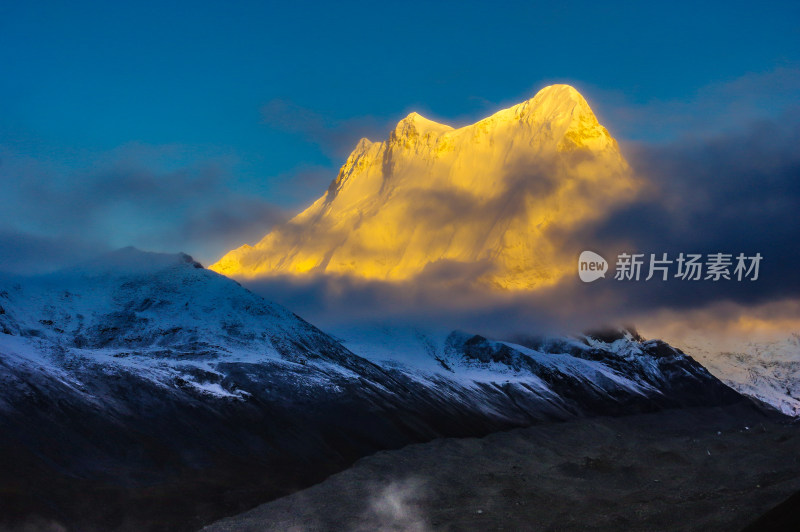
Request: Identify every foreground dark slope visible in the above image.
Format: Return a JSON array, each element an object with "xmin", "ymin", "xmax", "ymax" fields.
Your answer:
[
  {"xmin": 742, "ymin": 489, "xmax": 800, "ymax": 531},
  {"xmin": 203, "ymin": 404, "xmax": 799, "ymax": 532},
  {"xmin": 0, "ymin": 249, "xmax": 747, "ymax": 531}
]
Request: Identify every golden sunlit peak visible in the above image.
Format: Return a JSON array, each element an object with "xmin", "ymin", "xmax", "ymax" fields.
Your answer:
[
  {"xmin": 392, "ymin": 111, "xmax": 453, "ymax": 139},
  {"xmin": 514, "ymin": 84, "xmax": 596, "ymax": 123},
  {"xmin": 529, "ymin": 84, "xmax": 586, "ymax": 105},
  {"xmin": 354, "ymin": 137, "xmax": 374, "ymax": 151},
  {"xmin": 211, "ymin": 85, "xmax": 638, "ymax": 290},
  {"xmin": 534, "ymin": 83, "xmax": 582, "ymax": 97}
]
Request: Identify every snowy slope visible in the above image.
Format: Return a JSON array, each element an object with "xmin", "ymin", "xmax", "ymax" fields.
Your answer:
[
  {"xmin": 680, "ymin": 334, "xmax": 800, "ymax": 416},
  {"xmin": 0, "ymin": 247, "xmax": 369, "ymax": 402},
  {"xmin": 333, "ymin": 323, "xmax": 741, "ymax": 418},
  {"xmin": 0, "ymin": 248, "xmax": 741, "ymax": 420}
]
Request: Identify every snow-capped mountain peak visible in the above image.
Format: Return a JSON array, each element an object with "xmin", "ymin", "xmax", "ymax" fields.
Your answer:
[
  {"xmin": 391, "ymin": 111, "xmax": 454, "ymax": 141},
  {"xmin": 515, "ymin": 84, "xmax": 594, "ymax": 121},
  {"xmin": 211, "ymin": 85, "xmax": 637, "ymax": 289},
  {"xmin": 0, "ymin": 247, "xmax": 355, "ymax": 370}
]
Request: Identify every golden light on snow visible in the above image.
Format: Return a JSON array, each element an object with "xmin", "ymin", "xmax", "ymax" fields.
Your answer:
[{"xmin": 211, "ymin": 85, "xmax": 639, "ymax": 290}]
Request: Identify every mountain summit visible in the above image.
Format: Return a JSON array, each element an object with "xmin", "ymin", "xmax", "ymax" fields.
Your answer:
[{"xmin": 212, "ymin": 85, "xmax": 638, "ymax": 289}]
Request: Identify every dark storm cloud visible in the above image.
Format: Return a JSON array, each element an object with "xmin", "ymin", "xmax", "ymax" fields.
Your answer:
[
  {"xmin": 0, "ymin": 144, "xmax": 287, "ymax": 271},
  {"xmin": 261, "ymin": 99, "xmax": 394, "ymax": 158},
  {"xmin": 593, "ymin": 66, "xmax": 800, "ymax": 142},
  {"xmin": 565, "ymin": 110, "xmax": 800, "ymax": 311},
  {"xmin": 165, "ymin": 197, "xmax": 288, "ymax": 262},
  {"xmin": 244, "ymin": 268, "xmax": 617, "ymax": 340}
]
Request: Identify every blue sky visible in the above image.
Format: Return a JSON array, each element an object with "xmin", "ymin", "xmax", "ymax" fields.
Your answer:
[{"xmin": 0, "ymin": 0, "xmax": 799, "ymax": 268}]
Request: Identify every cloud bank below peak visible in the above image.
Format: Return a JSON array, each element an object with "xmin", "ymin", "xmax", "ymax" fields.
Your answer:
[
  {"xmin": 0, "ymin": 143, "xmax": 288, "ymax": 272},
  {"xmin": 237, "ymin": 106, "xmax": 800, "ymax": 342}
]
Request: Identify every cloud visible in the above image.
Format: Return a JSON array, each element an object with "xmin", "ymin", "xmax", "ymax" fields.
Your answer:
[
  {"xmin": 240, "ymin": 109, "xmax": 800, "ymax": 344},
  {"xmin": 0, "ymin": 143, "xmax": 287, "ymax": 271},
  {"xmin": 268, "ymin": 164, "xmax": 340, "ymax": 207},
  {"xmin": 0, "ymin": 230, "xmax": 109, "ymax": 275},
  {"xmin": 635, "ymin": 299, "xmax": 800, "ymax": 349},
  {"xmin": 358, "ymin": 478, "xmax": 430, "ymax": 532},
  {"xmin": 261, "ymin": 99, "xmax": 394, "ymax": 158},
  {"xmin": 593, "ymin": 66, "xmax": 800, "ymax": 142},
  {"xmin": 568, "ymin": 108, "xmax": 800, "ymax": 310}
]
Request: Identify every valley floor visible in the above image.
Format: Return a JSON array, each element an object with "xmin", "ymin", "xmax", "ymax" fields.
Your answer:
[{"xmin": 202, "ymin": 402, "xmax": 800, "ymax": 532}]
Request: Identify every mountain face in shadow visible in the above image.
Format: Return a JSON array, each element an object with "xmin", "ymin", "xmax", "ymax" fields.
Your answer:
[{"xmin": 0, "ymin": 248, "xmax": 746, "ymax": 531}]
